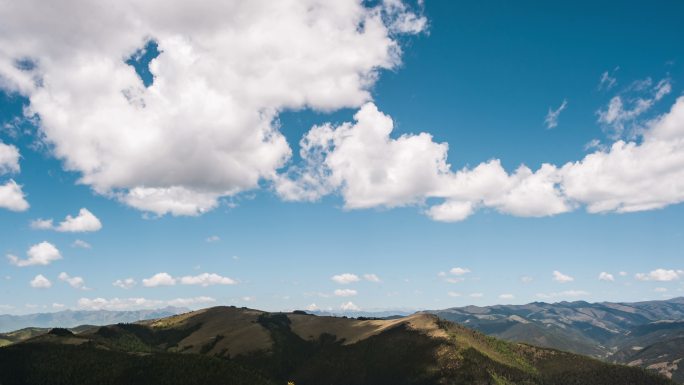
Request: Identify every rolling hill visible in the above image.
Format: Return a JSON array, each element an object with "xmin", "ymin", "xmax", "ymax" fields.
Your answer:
[{"xmin": 0, "ymin": 306, "xmax": 674, "ymax": 385}]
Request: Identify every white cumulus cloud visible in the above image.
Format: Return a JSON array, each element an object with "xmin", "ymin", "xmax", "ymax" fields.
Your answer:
[
  {"xmin": 635, "ymin": 269, "xmax": 681, "ymax": 282},
  {"xmin": 179, "ymin": 273, "xmax": 237, "ymax": 286},
  {"xmin": 56, "ymin": 208, "xmax": 102, "ymax": 232},
  {"xmin": 142, "ymin": 272, "xmax": 177, "ymax": 287},
  {"xmin": 30, "ymin": 274, "xmax": 51, "ymax": 289},
  {"xmin": 598, "ymin": 272, "xmax": 615, "ymax": 282},
  {"xmin": 552, "ymin": 270, "xmax": 574, "ymax": 283},
  {"xmin": 7, "ymin": 241, "xmax": 61, "ymax": 267},
  {"xmin": 277, "ymin": 103, "xmax": 571, "ymax": 221},
  {"xmin": 0, "ymin": 0, "xmax": 424, "ymax": 216},
  {"xmin": 277, "ymin": 85, "xmax": 684, "ymax": 222},
  {"xmin": 58, "ymin": 272, "xmax": 87, "ymax": 290},
  {"xmin": 331, "ymin": 273, "xmax": 360, "ymax": 284},
  {"xmin": 32, "ymin": 208, "xmax": 102, "ymax": 232},
  {"xmin": 0, "ymin": 180, "xmax": 29, "ymax": 211}
]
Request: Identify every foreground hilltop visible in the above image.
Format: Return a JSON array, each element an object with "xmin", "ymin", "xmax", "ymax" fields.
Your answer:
[{"xmin": 0, "ymin": 306, "xmax": 675, "ymax": 385}]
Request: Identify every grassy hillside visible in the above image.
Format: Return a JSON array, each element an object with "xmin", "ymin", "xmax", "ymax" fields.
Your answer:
[
  {"xmin": 0, "ymin": 306, "xmax": 676, "ymax": 385},
  {"xmin": 0, "ymin": 326, "xmax": 98, "ymax": 347}
]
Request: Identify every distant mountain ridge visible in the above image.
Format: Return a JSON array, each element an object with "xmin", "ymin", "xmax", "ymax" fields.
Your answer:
[
  {"xmin": 0, "ymin": 307, "xmax": 188, "ymax": 333},
  {"xmin": 428, "ymin": 297, "xmax": 684, "ymax": 382}
]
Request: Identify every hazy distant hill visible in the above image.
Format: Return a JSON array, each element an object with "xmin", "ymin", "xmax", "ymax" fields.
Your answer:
[
  {"xmin": 429, "ymin": 297, "xmax": 684, "ymax": 382},
  {"xmin": 0, "ymin": 307, "xmax": 187, "ymax": 333},
  {"xmin": 0, "ymin": 306, "xmax": 673, "ymax": 385}
]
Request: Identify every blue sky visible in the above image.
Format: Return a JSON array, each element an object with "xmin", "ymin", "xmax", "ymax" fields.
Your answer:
[{"xmin": 1, "ymin": 1, "xmax": 684, "ymax": 314}]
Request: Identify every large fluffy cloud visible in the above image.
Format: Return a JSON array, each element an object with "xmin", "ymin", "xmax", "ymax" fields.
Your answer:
[
  {"xmin": 278, "ymin": 94, "xmax": 684, "ymax": 221},
  {"xmin": 561, "ymin": 97, "xmax": 684, "ymax": 213},
  {"xmin": 0, "ymin": 0, "xmax": 425, "ymax": 216},
  {"xmin": 277, "ymin": 103, "xmax": 570, "ymax": 220}
]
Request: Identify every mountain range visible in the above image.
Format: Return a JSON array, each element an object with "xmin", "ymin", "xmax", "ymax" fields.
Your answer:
[
  {"xmin": 0, "ymin": 307, "xmax": 187, "ymax": 333},
  {"xmin": 0, "ymin": 305, "xmax": 673, "ymax": 385},
  {"xmin": 428, "ymin": 297, "xmax": 684, "ymax": 382}
]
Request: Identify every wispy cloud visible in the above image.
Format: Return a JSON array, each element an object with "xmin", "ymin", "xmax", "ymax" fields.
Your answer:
[
  {"xmin": 598, "ymin": 68, "xmax": 618, "ymax": 90},
  {"xmin": 363, "ymin": 273, "xmax": 381, "ymax": 282},
  {"xmin": 113, "ymin": 278, "xmax": 137, "ymax": 289},
  {"xmin": 544, "ymin": 99, "xmax": 568, "ymax": 129},
  {"xmin": 334, "ymin": 289, "xmax": 358, "ymax": 297},
  {"xmin": 72, "ymin": 239, "xmax": 92, "ymax": 249}
]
